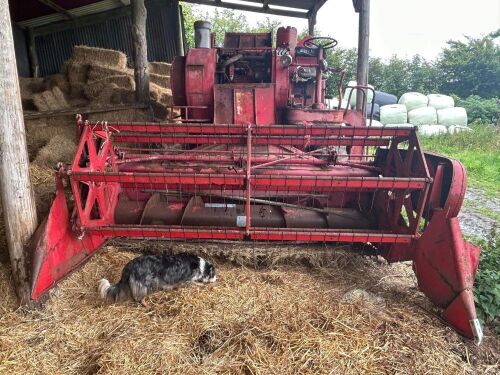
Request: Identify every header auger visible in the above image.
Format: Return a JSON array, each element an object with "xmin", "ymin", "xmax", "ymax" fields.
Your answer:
[{"xmin": 28, "ymin": 25, "xmax": 482, "ymax": 343}]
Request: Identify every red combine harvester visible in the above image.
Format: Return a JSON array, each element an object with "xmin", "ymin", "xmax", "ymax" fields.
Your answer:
[{"xmin": 29, "ymin": 25, "xmax": 482, "ymax": 343}]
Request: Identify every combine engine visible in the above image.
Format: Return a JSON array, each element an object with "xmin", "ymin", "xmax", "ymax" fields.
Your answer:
[{"xmin": 29, "ymin": 25, "xmax": 482, "ymax": 343}]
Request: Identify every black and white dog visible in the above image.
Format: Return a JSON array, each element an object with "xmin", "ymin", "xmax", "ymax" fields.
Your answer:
[{"xmin": 98, "ymin": 252, "xmax": 216, "ymax": 303}]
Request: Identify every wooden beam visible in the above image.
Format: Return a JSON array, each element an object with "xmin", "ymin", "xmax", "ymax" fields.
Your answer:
[
  {"xmin": 0, "ymin": 1, "xmax": 38, "ymax": 304},
  {"xmin": 308, "ymin": 0, "xmax": 328, "ymax": 18},
  {"xmin": 181, "ymin": 0, "xmax": 308, "ymax": 19},
  {"xmin": 356, "ymin": 0, "xmax": 370, "ymax": 111},
  {"xmin": 174, "ymin": 0, "xmax": 184, "ymax": 56},
  {"xmin": 27, "ymin": 27, "xmax": 40, "ymax": 78},
  {"xmin": 23, "ymin": 103, "xmax": 149, "ymax": 120},
  {"xmin": 37, "ymin": 0, "xmax": 74, "ymax": 20},
  {"xmin": 131, "ymin": 0, "xmax": 150, "ymax": 105},
  {"xmin": 308, "ymin": 13, "xmax": 316, "ymax": 36}
]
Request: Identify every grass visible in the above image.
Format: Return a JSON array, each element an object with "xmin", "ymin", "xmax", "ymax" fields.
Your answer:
[
  {"xmin": 471, "ymin": 205, "xmax": 500, "ymax": 223},
  {"xmin": 419, "ymin": 123, "xmax": 499, "ymax": 198}
]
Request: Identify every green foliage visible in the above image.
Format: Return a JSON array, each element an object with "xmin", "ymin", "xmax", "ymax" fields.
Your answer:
[
  {"xmin": 438, "ymin": 34, "xmax": 500, "ymax": 99},
  {"xmin": 181, "ymin": 4, "xmax": 283, "ymax": 48},
  {"xmin": 181, "ymin": 4, "xmax": 250, "ymax": 48},
  {"xmin": 453, "ymin": 95, "xmax": 500, "ymax": 124},
  {"xmin": 472, "ymin": 227, "xmax": 500, "ymax": 332},
  {"xmin": 181, "ymin": 3, "xmax": 196, "ymax": 49},
  {"xmin": 420, "ymin": 123, "xmax": 500, "ymax": 198},
  {"xmin": 181, "ymin": 4, "xmax": 499, "ymax": 109},
  {"xmin": 325, "ymin": 48, "xmax": 358, "ymax": 97}
]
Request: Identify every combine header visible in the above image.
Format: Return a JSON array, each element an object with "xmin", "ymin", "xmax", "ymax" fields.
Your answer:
[{"xmin": 29, "ymin": 25, "xmax": 482, "ymax": 343}]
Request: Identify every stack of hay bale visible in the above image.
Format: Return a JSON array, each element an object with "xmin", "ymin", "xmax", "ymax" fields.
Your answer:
[
  {"xmin": 20, "ymin": 75, "xmax": 70, "ymax": 112},
  {"xmin": 379, "ymin": 92, "xmax": 470, "ymax": 136},
  {"xmin": 19, "ymin": 45, "xmax": 174, "ymax": 120}
]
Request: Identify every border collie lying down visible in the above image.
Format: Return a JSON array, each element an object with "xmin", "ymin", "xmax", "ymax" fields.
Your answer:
[{"xmin": 98, "ymin": 252, "xmax": 216, "ymax": 303}]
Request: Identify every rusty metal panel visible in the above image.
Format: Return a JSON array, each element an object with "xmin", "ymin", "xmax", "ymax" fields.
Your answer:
[
  {"xmin": 224, "ymin": 32, "xmax": 272, "ymax": 48},
  {"xmin": 214, "ymin": 85, "xmax": 234, "ymax": 124},
  {"xmin": 255, "ymin": 85, "xmax": 276, "ymax": 125},
  {"xmin": 214, "ymin": 84, "xmax": 275, "ymax": 125}
]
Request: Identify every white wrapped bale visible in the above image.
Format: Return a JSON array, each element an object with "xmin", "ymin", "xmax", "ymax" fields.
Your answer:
[
  {"xmin": 344, "ymin": 80, "xmax": 374, "ymax": 108},
  {"xmin": 448, "ymin": 125, "xmax": 472, "ymax": 135},
  {"xmin": 398, "ymin": 92, "xmax": 428, "ymax": 111},
  {"xmin": 408, "ymin": 107, "xmax": 438, "ymax": 126},
  {"xmin": 427, "ymin": 94, "xmax": 455, "ymax": 110},
  {"xmin": 418, "ymin": 125, "xmax": 447, "ymax": 136},
  {"xmin": 384, "ymin": 124, "xmax": 414, "ymax": 129},
  {"xmin": 326, "ymin": 98, "xmax": 349, "ymax": 109},
  {"xmin": 437, "ymin": 107, "xmax": 468, "ymax": 127},
  {"xmin": 380, "ymin": 104, "xmax": 407, "ymax": 125}
]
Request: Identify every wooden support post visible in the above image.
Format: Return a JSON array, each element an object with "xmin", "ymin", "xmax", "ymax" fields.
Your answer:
[
  {"xmin": 0, "ymin": 2, "xmax": 38, "ymax": 304},
  {"xmin": 174, "ymin": 0, "xmax": 185, "ymax": 56},
  {"xmin": 356, "ymin": 0, "xmax": 370, "ymax": 111},
  {"xmin": 308, "ymin": 13, "xmax": 316, "ymax": 36},
  {"xmin": 131, "ymin": 0, "xmax": 150, "ymax": 105},
  {"xmin": 27, "ymin": 27, "xmax": 39, "ymax": 78}
]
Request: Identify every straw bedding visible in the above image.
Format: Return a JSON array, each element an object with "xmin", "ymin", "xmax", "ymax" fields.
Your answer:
[{"xmin": 0, "ymin": 241, "xmax": 497, "ymax": 374}]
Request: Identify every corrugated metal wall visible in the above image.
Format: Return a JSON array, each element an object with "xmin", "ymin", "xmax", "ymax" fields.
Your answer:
[
  {"xmin": 34, "ymin": 0, "xmax": 179, "ymax": 76},
  {"xmin": 13, "ymin": 24, "xmax": 30, "ymax": 77}
]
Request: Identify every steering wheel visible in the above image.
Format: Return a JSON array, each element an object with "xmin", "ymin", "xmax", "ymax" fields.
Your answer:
[{"xmin": 304, "ymin": 36, "xmax": 338, "ymax": 50}]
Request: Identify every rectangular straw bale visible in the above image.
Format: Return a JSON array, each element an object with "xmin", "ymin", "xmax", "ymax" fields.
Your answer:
[
  {"xmin": 120, "ymin": 88, "xmax": 136, "ymax": 104},
  {"xmin": 95, "ymin": 83, "xmax": 125, "ymax": 107},
  {"xmin": 151, "ymin": 101, "xmax": 169, "ymax": 120},
  {"xmin": 51, "ymin": 86, "xmax": 69, "ymax": 109},
  {"xmin": 149, "ymin": 83, "xmax": 162, "ymax": 103},
  {"xmin": 19, "ymin": 77, "xmax": 45, "ymax": 99},
  {"xmin": 84, "ymin": 75, "xmax": 135, "ymax": 100},
  {"xmin": 72, "ymin": 45, "xmax": 127, "ymax": 69},
  {"xmin": 149, "ymin": 62, "xmax": 172, "ymax": 76},
  {"xmin": 87, "ymin": 64, "xmax": 133, "ymax": 82},
  {"xmin": 149, "ymin": 83, "xmax": 173, "ymax": 106},
  {"xmin": 41, "ymin": 90, "xmax": 61, "ymax": 110},
  {"xmin": 160, "ymin": 90, "xmax": 173, "ymax": 106},
  {"xmin": 46, "ymin": 73, "xmax": 70, "ymax": 94},
  {"xmin": 149, "ymin": 73, "xmax": 170, "ymax": 89},
  {"xmin": 66, "ymin": 60, "xmax": 89, "ymax": 84},
  {"xmin": 32, "ymin": 93, "xmax": 49, "ymax": 112},
  {"xmin": 69, "ymin": 82, "xmax": 85, "ymax": 99}
]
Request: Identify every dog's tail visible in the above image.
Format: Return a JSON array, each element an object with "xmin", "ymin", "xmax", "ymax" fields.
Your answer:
[{"xmin": 98, "ymin": 278, "xmax": 129, "ymax": 302}]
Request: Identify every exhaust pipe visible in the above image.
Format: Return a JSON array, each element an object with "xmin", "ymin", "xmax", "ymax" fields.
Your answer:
[{"xmin": 194, "ymin": 20, "xmax": 212, "ymax": 48}]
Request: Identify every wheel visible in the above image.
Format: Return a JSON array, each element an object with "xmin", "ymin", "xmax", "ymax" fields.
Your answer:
[{"xmin": 303, "ymin": 36, "xmax": 338, "ymax": 50}]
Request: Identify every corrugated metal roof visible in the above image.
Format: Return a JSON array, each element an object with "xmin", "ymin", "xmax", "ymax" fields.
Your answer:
[
  {"xmin": 14, "ymin": 0, "xmax": 127, "ymax": 28},
  {"xmin": 11, "ymin": 0, "xmax": 328, "ymax": 28},
  {"xmin": 181, "ymin": 0, "xmax": 328, "ymax": 18}
]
